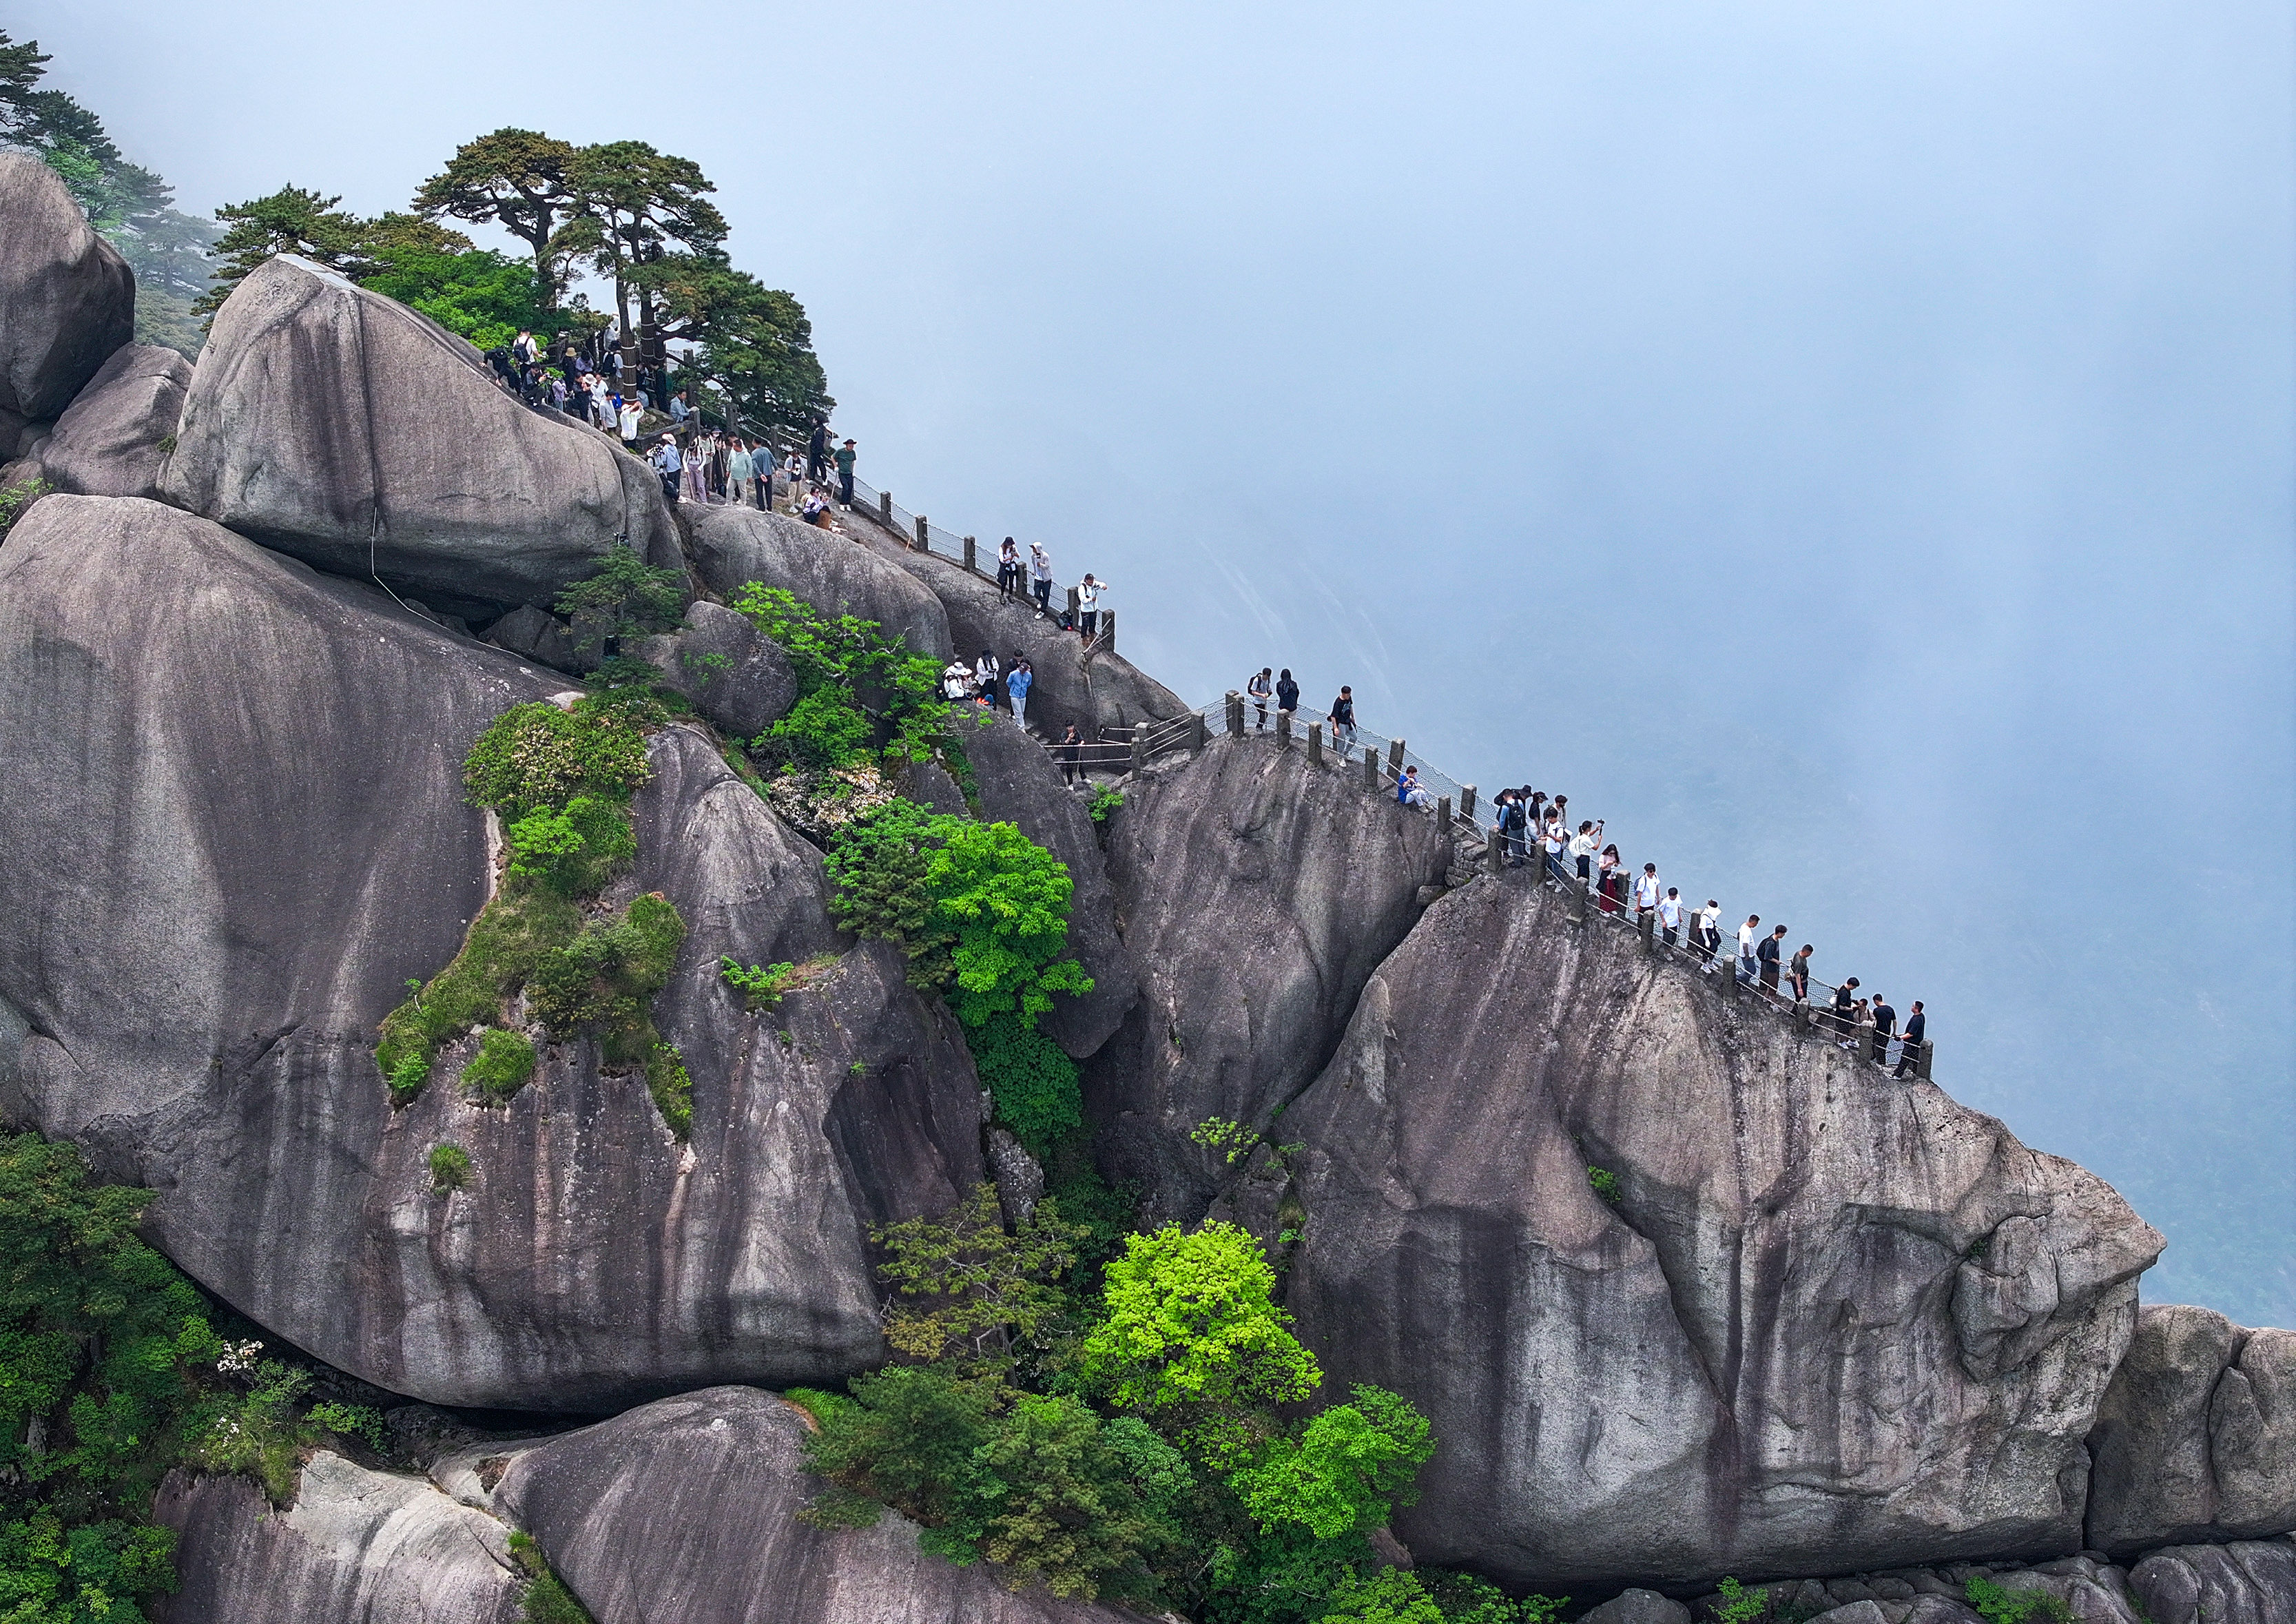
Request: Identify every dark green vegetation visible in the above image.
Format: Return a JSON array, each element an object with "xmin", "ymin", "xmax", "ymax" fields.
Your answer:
[
  {"xmin": 428, "ymin": 1143, "xmax": 473, "ymax": 1192},
  {"xmin": 789, "ymin": 1193, "xmax": 1542, "ymax": 1623},
  {"xmin": 0, "ymin": 1131, "xmax": 381, "ymax": 1620},
  {"xmin": 375, "ymin": 672, "xmax": 694, "ymax": 1135},
  {"xmin": 1587, "ymin": 1166, "xmax": 1622, "ymax": 1206},
  {"xmin": 0, "ymin": 477, "xmax": 50, "ymax": 542},
  {"xmin": 0, "ymin": 30, "xmax": 220, "ymax": 353},
  {"xmin": 1964, "ymin": 1576, "xmax": 2073, "ymax": 1624},
  {"xmin": 509, "ymin": 1530, "xmax": 597, "ymax": 1624},
  {"xmin": 553, "ymin": 539, "xmax": 687, "ymax": 662}
]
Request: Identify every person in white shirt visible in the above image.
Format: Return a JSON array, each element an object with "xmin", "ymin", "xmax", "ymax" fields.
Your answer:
[
  {"xmin": 1077, "ymin": 574, "xmax": 1106, "ymax": 641},
  {"xmin": 1657, "ymin": 887, "xmax": 1684, "ymax": 947},
  {"xmin": 997, "ymin": 536, "xmax": 1021, "ymax": 597},
  {"xmin": 1028, "ymin": 543, "xmax": 1054, "ymax": 616},
  {"xmin": 1633, "ymin": 864, "xmax": 1661, "ymax": 918},
  {"xmin": 1697, "ymin": 900, "xmax": 1723, "ymax": 971},
  {"xmin": 1738, "ymin": 915, "xmax": 1761, "ymax": 985},
  {"xmin": 1541, "ymin": 812, "xmax": 1568, "ymax": 884},
  {"xmin": 1568, "ymin": 820, "xmax": 1602, "ymax": 884}
]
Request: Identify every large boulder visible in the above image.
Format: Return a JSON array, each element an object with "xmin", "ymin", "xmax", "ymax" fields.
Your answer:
[
  {"xmin": 494, "ymin": 1386, "xmax": 1155, "ymax": 1624},
  {"xmin": 1276, "ymin": 872, "xmax": 2164, "ymax": 1592},
  {"xmin": 0, "ymin": 152, "xmax": 134, "ymax": 446},
  {"xmin": 1086, "ymin": 732, "xmax": 1451, "ymax": 1218},
  {"xmin": 2086, "ymin": 1305, "xmax": 2296, "ymax": 1551},
  {"xmin": 635, "ymin": 598, "xmax": 797, "ymax": 739},
  {"xmin": 960, "ymin": 710, "xmax": 1137, "ymax": 1058},
  {"xmin": 844, "ymin": 522, "xmax": 1186, "ymax": 741},
  {"xmin": 2128, "ymin": 1540, "xmax": 2296, "ymax": 1624},
  {"xmin": 153, "ymin": 1454, "xmax": 524, "ymax": 1624},
  {"xmin": 0, "ymin": 495, "xmax": 984, "ymax": 1409},
  {"xmin": 685, "ymin": 503, "xmax": 952, "ymax": 662},
  {"xmin": 30, "ymin": 341, "xmax": 190, "ymax": 499},
  {"xmin": 161, "ymin": 255, "xmax": 679, "ymax": 615}
]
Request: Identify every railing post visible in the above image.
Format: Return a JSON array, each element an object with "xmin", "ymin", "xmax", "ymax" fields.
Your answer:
[
  {"xmin": 1363, "ymin": 746, "xmax": 1379, "ymax": 794},
  {"xmin": 1130, "ymin": 721, "xmax": 1150, "ymax": 778},
  {"xmin": 1387, "ymin": 738, "xmax": 1406, "ymax": 774},
  {"xmin": 1461, "ymin": 785, "xmax": 1476, "ymax": 823},
  {"xmin": 1192, "ymin": 710, "xmax": 1208, "ymax": 751},
  {"xmin": 962, "ymin": 535, "xmax": 976, "ymax": 572},
  {"xmin": 1566, "ymin": 871, "xmax": 1588, "ymax": 925},
  {"xmin": 1225, "ymin": 692, "xmax": 1243, "ymax": 737},
  {"xmin": 1857, "ymin": 1025, "xmax": 1876, "ymax": 1064},
  {"xmin": 1485, "ymin": 828, "xmax": 1504, "ymax": 877},
  {"xmin": 1639, "ymin": 907, "xmax": 1655, "ymax": 954},
  {"xmin": 1435, "ymin": 794, "xmax": 1450, "ymax": 828},
  {"xmin": 1066, "ymin": 586, "xmax": 1081, "ymax": 624},
  {"xmin": 1103, "ymin": 611, "xmax": 1115, "ymax": 652},
  {"xmin": 1917, "ymin": 1040, "xmax": 1934, "ymax": 1080},
  {"xmin": 879, "ymin": 491, "xmax": 893, "ymax": 527},
  {"xmin": 1276, "ymin": 710, "xmax": 1292, "ymax": 748},
  {"xmin": 1721, "ymin": 955, "xmax": 1740, "ymax": 999},
  {"xmin": 914, "ymin": 515, "xmax": 930, "ymax": 551},
  {"xmin": 1307, "ymin": 719, "xmax": 1323, "ymax": 766}
]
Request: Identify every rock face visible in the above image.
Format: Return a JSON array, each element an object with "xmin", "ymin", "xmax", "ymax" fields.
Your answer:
[
  {"xmin": 1087, "ymin": 734, "xmax": 1451, "ymax": 1218},
  {"xmin": 161, "ymin": 255, "xmax": 680, "ymax": 614},
  {"xmin": 960, "ymin": 711, "xmax": 1138, "ymax": 1058},
  {"xmin": 0, "ymin": 495, "xmax": 983, "ymax": 1409},
  {"xmin": 637, "ymin": 599, "xmax": 798, "ymax": 740},
  {"xmin": 153, "ymin": 1454, "xmax": 524, "ymax": 1624},
  {"xmin": 1277, "ymin": 872, "xmax": 2164, "ymax": 1592},
  {"xmin": 30, "ymin": 341, "xmax": 189, "ymax": 498},
  {"xmin": 0, "ymin": 152, "xmax": 134, "ymax": 447},
  {"xmin": 854, "ymin": 528, "xmax": 1186, "ymax": 741},
  {"xmin": 494, "ymin": 1386, "xmax": 1154, "ymax": 1624},
  {"xmin": 2129, "ymin": 1540, "xmax": 2296, "ymax": 1624},
  {"xmin": 686, "ymin": 504, "xmax": 953, "ymax": 662},
  {"xmin": 2087, "ymin": 1305, "xmax": 2296, "ymax": 1552}
]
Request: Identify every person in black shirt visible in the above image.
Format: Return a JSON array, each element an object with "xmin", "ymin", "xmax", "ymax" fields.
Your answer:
[
  {"xmin": 1892, "ymin": 1002, "xmax": 1925, "ymax": 1077},
  {"xmin": 1328, "ymin": 686, "xmax": 1356, "ymax": 748},
  {"xmin": 806, "ymin": 418, "xmax": 829, "ymax": 480},
  {"xmin": 1830, "ymin": 977, "xmax": 1860, "ymax": 1044},
  {"xmin": 1274, "ymin": 669, "xmax": 1300, "ymax": 723},
  {"xmin": 1870, "ymin": 995, "xmax": 1897, "ymax": 1067},
  {"xmin": 1757, "ymin": 925, "xmax": 1786, "ymax": 998}
]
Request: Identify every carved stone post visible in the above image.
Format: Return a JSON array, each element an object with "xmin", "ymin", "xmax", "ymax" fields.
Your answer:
[
  {"xmin": 1917, "ymin": 1040, "xmax": 1934, "ymax": 1080},
  {"xmin": 914, "ymin": 515, "xmax": 930, "ymax": 551},
  {"xmin": 1363, "ymin": 746, "xmax": 1379, "ymax": 794},
  {"xmin": 1130, "ymin": 721, "xmax": 1150, "ymax": 778},
  {"xmin": 1639, "ymin": 908, "xmax": 1655, "ymax": 954},
  {"xmin": 1566, "ymin": 872, "xmax": 1588, "ymax": 924},
  {"xmin": 1460, "ymin": 785, "xmax": 1476, "ymax": 822},
  {"xmin": 1485, "ymin": 829, "xmax": 1504, "ymax": 876},
  {"xmin": 1436, "ymin": 794, "xmax": 1450, "ymax": 828},
  {"xmin": 1225, "ymin": 692, "xmax": 1243, "ymax": 737},
  {"xmin": 963, "ymin": 535, "xmax": 977, "ymax": 572},
  {"xmin": 1276, "ymin": 710, "xmax": 1292, "ymax": 748},
  {"xmin": 879, "ymin": 490, "xmax": 893, "ymax": 527},
  {"xmin": 1307, "ymin": 720, "xmax": 1322, "ymax": 766}
]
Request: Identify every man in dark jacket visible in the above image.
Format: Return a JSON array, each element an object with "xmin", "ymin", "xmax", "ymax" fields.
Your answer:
[
  {"xmin": 807, "ymin": 418, "xmax": 829, "ymax": 480},
  {"xmin": 1892, "ymin": 1002, "xmax": 1925, "ymax": 1077},
  {"xmin": 1757, "ymin": 925, "xmax": 1786, "ymax": 998},
  {"xmin": 1870, "ymin": 994, "xmax": 1897, "ymax": 1067}
]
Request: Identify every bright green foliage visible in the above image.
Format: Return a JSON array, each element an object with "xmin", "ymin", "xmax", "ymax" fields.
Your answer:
[
  {"xmin": 1319, "ymin": 1566, "xmax": 1445, "ymax": 1624},
  {"xmin": 305, "ymin": 1402, "xmax": 384, "ymax": 1450},
  {"xmin": 1587, "ymin": 1166, "xmax": 1622, "ymax": 1206},
  {"xmin": 0, "ymin": 477, "xmax": 50, "ymax": 539},
  {"xmin": 506, "ymin": 796, "xmax": 635, "ymax": 897},
  {"xmin": 874, "ymin": 1184, "xmax": 1083, "ymax": 1373},
  {"xmin": 1713, "ymin": 1578, "xmax": 1772, "ymax": 1624},
  {"xmin": 387, "ymin": 1051, "xmax": 431, "ymax": 1107},
  {"xmin": 428, "ymin": 1143, "xmax": 473, "ymax": 1191},
  {"xmin": 186, "ymin": 1359, "xmax": 312, "ymax": 1504},
  {"xmin": 1420, "ymin": 1572, "xmax": 1570, "ymax": 1624},
  {"xmin": 823, "ymin": 799, "xmax": 942, "ymax": 972},
  {"xmin": 769, "ymin": 685, "xmax": 875, "ymax": 769},
  {"xmin": 1230, "ymin": 1386, "xmax": 1434, "ymax": 1539},
  {"xmin": 360, "ymin": 245, "xmax": 547, "ymax": 350},
  {"xmin": 1087, "ymin": 785, "xmax": 1125, "ymax": 824},
  {"xmin": 727, "ymin": 584, "xmax": 947, "ymax": 765},
  {"xmin": 643, "ymin": 1043, "xmax": 693, "ymax": 1138},
  {"xmin": 1081, "ymin": 1222, "xmax": 1321, "ymax": 1414},
  {"xmin": 526, "ymin": 893, "xmax": 685, "ymax": 1036},
  {"xmin": 0, "ymin": 1510, "xmax": 178, "ymax": 1622},
  {"xmin": 719, "ymin": 958, "xmax": 798, "ymax": 1009},
  {"xmin": 554, "ymin": 542, "xmax": 687, "ymax": 656},
  {"xmin": 929, "ymin": 821, "xmax": 1093, "ymax": 1029},
  {"xmin": 375, "ymin": 881, "xmax": 583, "ymax": 1093},
  {"xmin": 1203, "ymin": 1530, "xmax": 1376, "ymax": 1624},
  {"xmin": 464, "ymin": 1029, "xmax": 537, "ymax": 1104},
  {"xmin": 970, "ymin": 1012, "xmax": 1083, "ymax": 1158},
  {"xmin": 462, "ymin": 701, "xmax": 652, "ymax": 821},
  {"xmin": 1192, "ymin": 1116, "xmax": 1262, "ymax": 1166},
  {"xmin": 1965, "ymin": 1576, "xmax": 2073, "ymax": 1624}
]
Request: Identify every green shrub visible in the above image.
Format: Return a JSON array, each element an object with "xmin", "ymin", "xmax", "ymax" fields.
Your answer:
[
  {"xmin": 428, "ymin": 1142, "xmax": 473, "ymax": 1191},
  {"xmin": 553, "ymin": 539, "xmax": 687, "ymax": 654},
  {"xmin": 928, "ymin": 820, "xmax": 1093, "ymax": 1029},
  {"xmin": 727, "ymin": 583, "xmax": 948, "ymax": 765},
  {"xmin": 375, "ymin": 881, "xmax": 584, "ymax": 1092},
  {"xmin": 1088, "ymin": 785, "xmax": 1125, "ymax": 823},
  {"xmin": 1192, "ymin": 1116, "xmax": 1261, "ymax": 1165},
  {"xmin": 1421, "ymin": 1571, "xmax": 1570, "ymax": 1624},
  {"xmin": 187, "ymin": 1359, "xmax": 312, "ymax": 1504},
  {"xmin": 508, "ymin": 1529, "xmax": 597, "ymax": 1623},
  {"xmin": 1713, "ymin": 1578, "xmax": 1773, "ymax": 1624},
  {"xmin": 387, "ymin": 1049, "xmax": 432, "ymax": 1106},
  {"xmin": 1318, "ymin": 1566, "xmax": 1445, "ymax": 1624},
  {"xmin": 1965, "ymin": 1576, "xmax": 2073, "ymax": 1624},
  {"xmin": 720, "ymin": 957, "xmax": 799, "ymax": 1009},
  {"xmin": 644, "ymin": 1042, "xmax": 693, "ymax": 1138},
  {"xmin": 506, "ymin": 796, "xmax": 636, "ymax": 896},
  {"xmin": 306, "ymin": 1401, "xmax": 384, "ymax": 1450},
  {"xmin": 463, "ymin": 701, "xmax": 652, "ymax": 820},
  {"xmin": 0, "ymin": 477, "xmax": 52, "ymax": 540},
  {"xmin": 526, "ymin": 894, "xmax": 685, "ymax": 1036},
  {"xmin": 971, "ymin": 1011, "xmax": 1083, "ymax": 1158},
  {"xmin": 1081, "ymin": 1222, "xmax": 1320, "ymax": 1413},
  {"xmin": 1228, "ymin": 1384, "xmax": 1434, "ymax": 1539},
  {"xmin": 768, "ymin": 683, "xmax": 875, "ymax": 769},
  {"xmin": 873, "ymin": 1184, "xmax": 1083, "ymax": 1373},
  {"xmin": 823, "ymin": 799, "xmax": 943, "ymax": 975},
  {"xmin": 1587, "ymin": 1166, "xmax": 1621, "ymax": 1205},
  {"xmin": 464, "ymin": 1029, "xmax": 537, "ymax": 1104}
]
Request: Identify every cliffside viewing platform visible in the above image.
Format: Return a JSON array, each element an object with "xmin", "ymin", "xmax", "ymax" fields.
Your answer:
[{"xmin": 0, "ymin": 79, "xmax": 2287, "ymax": 1624}]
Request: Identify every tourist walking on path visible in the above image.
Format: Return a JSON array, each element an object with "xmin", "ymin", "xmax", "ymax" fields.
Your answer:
[
  {"xmin": 1077, "ymin": 575, "xmax": 1106, "ymax": 641},
  {"xmin": 1830, "ymin": 977, "xmax": 1861, "ymax": 1044},
  {"xmin": 1757, "ymin": 925, "xmax": 1787, "ymax": 997},
  {"xmin": 1870, "ymin": 994, "xmax": 1896, "ymax": 1067},
  {"xmin": 1788, "ymin": 944, "xmax": 1812, "ymax": 1006},
  {"xmin": 1007, "ymin": 657, "xmax": 1033, "ymax": 730},
  {"xmin": 1893, "ymin": 1003, "xmax": 1926, "ymax": 1077},
  {"xmin": 1248, "ymin": 669, "xmax": 1273, "ymax": 729},
  {"xmin": 1274, "ymin": 669, "xmax": 1300, "ymax": 726},
  {"xmin": 1659, "ymin": 887, "xmax": 1683, "ymax": 946},
  {"xmin": 997, "ymin": 537, "xmax": 1020, "ymax": 596},
  {"xmin": 1737, "ymin": 916, "xmax": 1761, "ymax": 985},
  {"xmin": 835, "ymin": 438, "xmax": 856, "ymax": 506},
  {"xmin": 1500, "ymin": 792, "xmax": 1529, "ymax": 867},
  {"xmin": 1058, "ymin": 723, "xmax": 1085, "ymax": 786},
  {"xmin": 728, "ymin": 440, "xmax": 754, "ymax": 506},
  {"xmin": 1329, "ymin": 686, "xmax": 1356, "ymax": 748},
  {"xmin": 1697, "ymin": 901, "xmax": 1723, "ymax": 969},
  {"xmin": 1029, "ymin": 543, "xmax": 1054, "ymax": 615},
  {"xmin": 1633, "ymin": 863, "xmax": 1660, "ymax": 920},
  {"xmin": 652, "ymin": 435, "xmax": 682, "ymax": 503}
]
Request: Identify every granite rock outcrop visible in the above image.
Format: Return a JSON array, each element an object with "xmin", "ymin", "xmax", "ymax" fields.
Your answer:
[{"xmin": 0, "ymin": 151, "xmax": 134, "ymax": 452}]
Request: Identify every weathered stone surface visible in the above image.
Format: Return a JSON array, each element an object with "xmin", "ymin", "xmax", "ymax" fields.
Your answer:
[
  {"xmin": 0, "ymin": 152, "xmax": 134, "ymax": 431},
  {"xmin": 2128, "ymin": 1539, "xmax": 2296, "ymax": 1624},
  {"xmin": 1087, "ymin": 734, "xmax": 1451, "ymax": 1219},
  {"xmin": 1279, "ymin": 873, "xmax": 2163, "ymax": 1592},
  {"xmin": 847, "ymin": 524, "xmax": 1186, "ymax": 741},
  {"xmin": 161, "ymin": 255, "xmax": 680, "ymax": 613},
  {"xmin": 495, "ymin": 1386, "xmax": 1155, "ymax": 1624},
  {"xmin": 962, "ymin": 710, "xmax": 1138, "ymax": 1058},
  {"xmin": 31, "ymin": 341, "xmax": 189, "ymax": 499},
  {"xmin": 989, "ymin": 1126, "xmax": 1047, "ymax": 1224},
  {"xmin": 482, "ymin": 602, "xmax": 577, "ymax": 671},
  {"xmin": 685, "ymin": 503, "xmax": 952, "ymax": 661},
  {"xmin": 636, "ymin": 599, "xmax": 797, "ymax": 739},
  {"xmin": 0, "ymin": 495, "xmax": 983, "ymax": 1409},
  {"xmin": 1582, "ymin": 1587, "xmax": 1693, "ymax": 1624},
  {"xmin": 2088, "ymin": 1305, "xmax": 2296, "ymax": 1552},
  {"xmin": 153, "ymin": 1454, "xmax": 524, "ymax": 1624}
]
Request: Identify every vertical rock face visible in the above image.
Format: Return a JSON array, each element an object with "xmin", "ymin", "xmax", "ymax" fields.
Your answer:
[
  {"xmin": 0, "ymin": 495, "xmax": 982, "ymax": 1408},
  {"xmin": 493, "ymin": 1386, "xmax": 1156, "ymax": 1624},
  {"xmin": 1279, "ymin": 874, "xmax": 2164, "ymax": 1592},
  {"xmin": 0, "ymin": 152, "xmax": 134, "ymax": 444},
  {"xmin": 160, "ymin": 255, "xmax": 680, "ymax": 614},
  {"xmin": 960, "ymin": 711, "xmax": 1139, "ymax": 1058},
  {"xmin": 635, "ymin": 599, "xmax": 798, "ymax": 739},
  {"xmin": 153, "ymin": 1455, "xmax": 525, "ymax": 1624},
  {"xmin": 2086, "ymin": 1305, "xmax": 2296, "ymax": 1552},
  {"xmin": 1088, "ymin": 734, "xmax": 1451, "ymax": 1218},
  {"xmin": 685, "ymin": 504, "xmax": 953, "ymax": 661},
  {"xmin": 29, "ymin": 340, "xmax": 190, "ymax": 499}
]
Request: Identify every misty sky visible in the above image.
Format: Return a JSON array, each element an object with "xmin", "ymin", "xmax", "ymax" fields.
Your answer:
[{"xmin": 17, "ymin": 1, "xmax": 2293, "ymax": 1322}]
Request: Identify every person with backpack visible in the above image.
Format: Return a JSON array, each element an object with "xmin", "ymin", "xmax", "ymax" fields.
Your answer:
[
  {"xmin": 1077, "ymin": 575, "xmax": 1107, "ymax": 641},
  {"xmin": 1633, "ymin": 863, "xmax": 1661, "ymax": 919},
  {"xmin": 1248, "ymin": 669, "xmax": 1273, "ymax": 729},
  {"xmin": 1499, "ymin": 791, "xmax": 1529, "ymax": 867},
  {"xmin": 651, "ymin": 434, "xmax": 682, "ymax": 503}
]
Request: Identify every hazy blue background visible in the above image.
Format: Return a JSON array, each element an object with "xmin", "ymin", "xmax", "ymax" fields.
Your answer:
[{"xmin": 19, "ymin": 1, "xmax": 2292, "ymax": 1321}]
